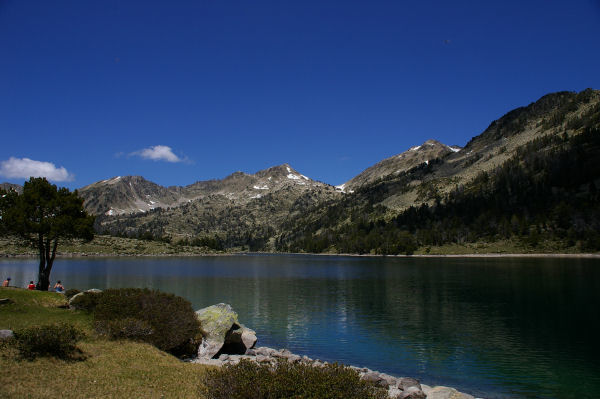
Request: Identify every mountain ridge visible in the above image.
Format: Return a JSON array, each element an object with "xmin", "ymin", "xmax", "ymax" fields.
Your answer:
[
  {"xmin": 77, "ymin": 163, "xmax": 330, "ymax": 216},
  {"xmin": 3, "ymin": 88, "xmax": 599, "ymax": 253}
]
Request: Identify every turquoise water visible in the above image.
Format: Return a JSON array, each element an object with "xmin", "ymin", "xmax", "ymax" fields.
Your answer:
[{"xmin": 1, "ymin": 254, "xmax": 599, "ymax": 398}]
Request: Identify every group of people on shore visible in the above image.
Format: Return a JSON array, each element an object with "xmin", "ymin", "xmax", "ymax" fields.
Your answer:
[{"xmin": 2, "ymin": 277, "xmax": 64, "ymax": 293}]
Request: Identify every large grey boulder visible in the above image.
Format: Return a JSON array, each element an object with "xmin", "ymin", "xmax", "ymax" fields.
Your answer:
[{"xmin": 196, "ymin": 303, "xmax": 257, "ymax": 359}]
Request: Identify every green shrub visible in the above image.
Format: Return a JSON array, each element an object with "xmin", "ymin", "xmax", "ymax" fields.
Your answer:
[
  {"xmin": 93, "ymin": 288, "xmax": 200, "ymax": 355},
  {"xmin": 69, "ymin": 291, "xmax": 102, "ymax": 312},
  {"xmin": 201, "ymin": 359, "xmax": 388, "ymax": 399},
  {"xmin": 64, "ymin": 288, "xmax": 81, "ymax": 300},
  {"xmin": 94, "ymin": 317, "xmax": 153, "ymax": 341},
  {"xmin": 13, "ymin": 323, "xmax": 84, "ymax": 360}
]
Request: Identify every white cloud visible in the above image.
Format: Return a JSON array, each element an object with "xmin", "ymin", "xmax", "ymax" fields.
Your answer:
[
  {"xmin": 0, "ymin": 157, "xmax": 74, "ymax": 182},
  {"xmin": 131, "ymin": 145, "xmax": 184, "ymax": 163}
]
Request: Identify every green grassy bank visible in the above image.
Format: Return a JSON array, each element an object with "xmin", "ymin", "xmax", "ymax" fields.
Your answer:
[
  {"xmin": 2, "ymin": 234, "xmax": 596, "ymax": 257},
  {"xmin": 0, "ymin": 287, "xmax": 209, "ymax": 398},
  {"xmin": 0, "ymin": 235, "xmax": 217, "ymax": 257}
]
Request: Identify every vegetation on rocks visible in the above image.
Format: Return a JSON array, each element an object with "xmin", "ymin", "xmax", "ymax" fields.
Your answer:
[{"xmin": 201, "ymin": 359, "xmax": 389, "ymax": 399}]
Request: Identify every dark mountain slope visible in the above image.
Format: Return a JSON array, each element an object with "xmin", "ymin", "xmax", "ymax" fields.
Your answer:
[{"xmin": 275, "ymin": 89, "xmax": 600, "ymax": 254}]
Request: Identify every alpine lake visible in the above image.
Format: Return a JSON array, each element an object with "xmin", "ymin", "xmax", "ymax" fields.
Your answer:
[{"xmin": 1, "ymin": 254, "xmax": 598, "ymax": 399}]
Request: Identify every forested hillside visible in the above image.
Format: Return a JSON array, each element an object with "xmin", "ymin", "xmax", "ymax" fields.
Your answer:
[
  {"xmin": 276, "ymin": 90, "xmax": 600, "ymax": 254},
  {"xmin": 277, "ymin": 124, "xmax": 600, "ymax": 254}
]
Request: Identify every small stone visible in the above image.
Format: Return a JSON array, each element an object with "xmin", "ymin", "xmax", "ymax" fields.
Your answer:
[
  {"xmin": 191, "ymin": 358, "xmax": 224, "ymax": 367},
  {"xmin": 218, "ymin": 354, "xmax": 229, "ymax": 361},
  {"xmin": 380, "ymin": 373, "xmax": 398, "ymax": 387},
  {"xmin": 399, "ymin": 386, "xmax": 426, "ymax": 399},
  {"xmin": 421, "ymin": 384, "xmax": 433, "ymax": 395},
  {"xmin": 388, "ymin": 386, "xmax": 403, "ymax": 399},
  {"xmin": 256, "ymin": 355, "xmax": 270, "ymax": 363},
  {"xmin": 0, "ymin": 298, "xmax": 14, "ymax": 305},
  {"xmin": 398, "ymin": 377, "xmax": 421, "ymax": 391},
  {"xmin": 245, "ymin": 348, "xmax": 257, "ymax": 356},
  {"xmin": 255, "ymin": 347, "xmax": 276, "ymax": 357},
  {"xmin": 0, "ymin": 329, "xmax": 14, "ymax": 340},
  {"xmin": 426, "ymin": 386, "xmax": 475, "ymax": 399},
  {"xmin": 361, "ymin": 371, "xmax": 384, "ymax": 385}
]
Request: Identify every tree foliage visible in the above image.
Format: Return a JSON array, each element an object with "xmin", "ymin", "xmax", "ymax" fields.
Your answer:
[{"xmin": 0, "ymin": 177, "xmax": 95, "ymax": 290}]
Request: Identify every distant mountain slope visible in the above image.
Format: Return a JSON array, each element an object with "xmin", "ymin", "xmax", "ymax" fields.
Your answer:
[
  {"xmin": 90, "ymin": 164, "xmax": 340, "ymax": 249},
  {"xmin": 79, "ymin": 163, "xmax": 329, "ymax": 217},
  {"xmin": 79, "ymin": 176, "xmax": 182, "ymax": 216},
  {"xmin": 340, "ymin": 139, "xmax": 460, "ymax": 192},
  {"xmin": 276, "ymin": 88, "xmax": 600, "ymax": 254},
  {"xmin": 361, "ymin": 88, "xmax": 600, "ymax": 211},
  {"xmin": 0, "ymin": 183, "xmax": 23, "ymax": 194}
]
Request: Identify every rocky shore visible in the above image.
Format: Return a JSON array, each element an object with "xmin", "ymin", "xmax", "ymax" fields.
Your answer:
[
  {"xmin": 191, "ymin": 303, "xmax": 481, "ymax": 399},
  {"xmin": 192, "ymin": 346, "xmax": 478, "ymax": 399}
]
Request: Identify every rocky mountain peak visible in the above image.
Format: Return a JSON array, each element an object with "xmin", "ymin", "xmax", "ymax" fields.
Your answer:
[
  {"xmin": 405, "ymin": 139, "xmax": 460, "ymax": 154},
  {"xmin": 255, "ymin": 163, "xmax": 309, "ymax": 182},
  {"xmin": 0, "ymin": 182, "xmax": 23, "ymax": 194},
  {"xmin": 341, "ymin": 139, "xmax": 460, "ymax": 191}
]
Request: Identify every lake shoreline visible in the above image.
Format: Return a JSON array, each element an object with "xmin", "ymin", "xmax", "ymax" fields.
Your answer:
[
  {"xmin": 192, "ymin": 345, "xmax": 480, "ymax": 399},
  {"xmin": 2, "ymin": 251, "xmax": 599, "ymax": 259}
]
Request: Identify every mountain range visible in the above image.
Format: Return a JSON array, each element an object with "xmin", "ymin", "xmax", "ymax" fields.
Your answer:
[{"xmin": 3, "ymin": 88, "xmax": 600, "ymax": 253}]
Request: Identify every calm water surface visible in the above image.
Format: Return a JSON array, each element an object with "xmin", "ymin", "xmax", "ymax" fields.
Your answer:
[{"xmin": 1, "ymin": 254, "xmax": 599, "ymax": 398}]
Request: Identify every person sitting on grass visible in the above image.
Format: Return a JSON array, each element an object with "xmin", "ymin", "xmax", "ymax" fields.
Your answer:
[
  {"xmin": 2, "ymin": 277, "xmax": 10, "ymax": 287},
  {"xmin": 53, "ymin": 280, "xmax": 64, "ymax": 293},
  {"xmin": 27, "ymin": 281, "xmax": 36, "ymax": 290}
]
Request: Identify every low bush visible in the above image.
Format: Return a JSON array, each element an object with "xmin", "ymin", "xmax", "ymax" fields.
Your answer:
[
  {"xmin": 13, "ymin": 323, "xmax": 84, "ymax": 360},
  {"xmin": 95, "ymin": 317, "xmax": 153, "ymax": 341},
  {"xmin": 201, "ymin": 359, "xmax": 388, "ymax": 399},
  {"xmin": 69, "ymin": 291, "xmax": 102, "ymax": 312},
  {"xmin": 64, "ymin": 288, "xmax": 81, "ymax": 300},
  {"xmin": 93, "ymin": 288, "xmax": 200, "ymax": 355}
]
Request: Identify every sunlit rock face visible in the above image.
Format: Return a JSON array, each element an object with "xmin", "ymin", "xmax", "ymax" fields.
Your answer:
[{"xmin": 196, "ymin": 303, "xmax": 257, "ymax": 359}]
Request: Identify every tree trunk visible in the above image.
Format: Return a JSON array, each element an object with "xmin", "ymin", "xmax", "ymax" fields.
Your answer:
[
  {"xmin": 36, "ymin": 233, "xmax": 48, "ymax": 290},
  {"xmin": 38, "ymin": 268, "xmax": 50, "ymax": 291},
  {"xmin": 35, "ymin": 235, "xmax": 57, "ymax": 291}
]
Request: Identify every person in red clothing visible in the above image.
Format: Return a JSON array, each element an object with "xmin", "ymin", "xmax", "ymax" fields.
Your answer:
[{"xmin": 27, "ymin": 281, "xmax": 36, "ymax": 290}]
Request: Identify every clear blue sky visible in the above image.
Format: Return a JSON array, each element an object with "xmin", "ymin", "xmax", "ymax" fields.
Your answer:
[{"xmin": 1, "ymin": 0, "xmax": 599, "ymax": 189}]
